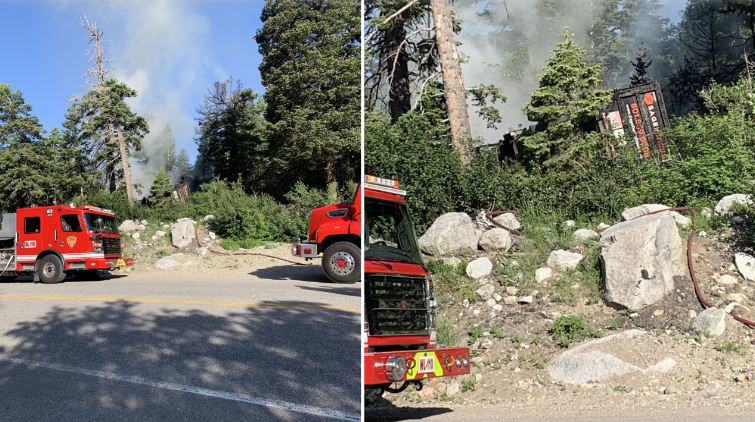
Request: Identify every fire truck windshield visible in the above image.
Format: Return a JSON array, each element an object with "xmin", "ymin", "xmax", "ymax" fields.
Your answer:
[
  {"xmin": 365, "ymin": 197, "xmax": 422, "ymax": 265},
  {"xmin": 84, "ymin": 213, "xmax": 118, "ymax": 234}
]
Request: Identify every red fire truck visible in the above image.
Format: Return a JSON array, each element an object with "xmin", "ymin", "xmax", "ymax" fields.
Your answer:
[
  {"xmin": 363, "ymin": 176, "xmax": 470, "ymax": 403},
  {"xmin": 0, "ymin": 205, "xmax": 132, "ymax": 283},
  {"xmin": 291, "ymin": 187, "xmax": 361, "ymax": 283}
]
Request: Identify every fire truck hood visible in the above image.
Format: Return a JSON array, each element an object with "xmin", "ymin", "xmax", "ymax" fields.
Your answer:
[{"xmin": 364, "ymin": 260, "xmax": 428, "ymax": 277}]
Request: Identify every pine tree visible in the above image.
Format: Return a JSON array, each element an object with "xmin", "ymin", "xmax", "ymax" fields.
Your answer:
[
  {"xmin": 174, "ymin": 149, "xmax": 191, "ymax": 184},
  {"xmin": 148, "ymin": 168, "xmax": 174, "ymax": 210},
  {"xmin": 521, "ymin": 32, "xmax": 612, "ymax": 170},
  {"xmin": 0, "ymin": 84, "xmax": 54, "ymax": 209},
  {"xmin": 255, "ymin": 0, "xmax": 360, "ymax": 190},
  {"xmin": 630, "ymin": 48, "xmax": 653, "ymax": 85},
  {"xmin": 64, "ymin": 79, "xmax": 148, "ymax": 193}
]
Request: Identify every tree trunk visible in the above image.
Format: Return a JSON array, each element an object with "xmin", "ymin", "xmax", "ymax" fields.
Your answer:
[
  {"xmin": 385, "ymin": 21, "xmax": 411, "ymax": 121},
  {"xmin": 115, "ymin": 129, "xmax": 135, "ymax": 204},
  {"xmin": 430, "ymin": 0, "xmax": 473, "ymax": 165}
]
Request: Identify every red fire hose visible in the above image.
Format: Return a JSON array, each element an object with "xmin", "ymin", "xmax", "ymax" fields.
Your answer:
[
  {"xmin": 485, "ymin": 207, "xmax": 755, "ymax": 329},
  {"xmin": 194, "ymin": 225, "xmax": 307, "ymax": 266}
]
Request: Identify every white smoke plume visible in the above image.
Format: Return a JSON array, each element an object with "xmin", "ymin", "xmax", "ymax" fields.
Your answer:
[
  {"xmin": 47, "ymin": 0, "xmax": 231, "ymax": 195},
  {"xmin": 455, "ymin": 0, "xmax": 684, "ymax": 144}
]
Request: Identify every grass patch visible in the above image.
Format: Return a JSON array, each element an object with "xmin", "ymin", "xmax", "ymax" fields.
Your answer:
[
  {"xmin": 462, "ymin": 377, "xmax": 477, "ymax": 392},
  {"xmin": 714, "ymin": 340, "xmax": 745, "ymax": 354},
  {"xmin": 427, "ymin": 259, "xmax": 477, "ymax": 305},
  {"xmin": 220, "ymin": 238, "xmax": 263, "ymax": 250},
  {"xmin": 437, "ymin": 315, "xmax": 460, "ymax": 347},
  {"xmin": 550, "ymin": 315, "xmax": 602, "ymax": 348},
  {"xmin": 468, "ymin": 325, "xmax": 483, "ymax": 344}
]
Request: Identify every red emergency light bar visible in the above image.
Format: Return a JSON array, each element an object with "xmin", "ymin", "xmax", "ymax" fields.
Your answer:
[{"xmin": 364, "ymin": 175, "xmax": 407, "ymax": 196}]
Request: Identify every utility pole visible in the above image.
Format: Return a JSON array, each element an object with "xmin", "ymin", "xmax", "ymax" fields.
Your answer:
[
  {"xmin": 82, "ymin": 17, "xmax": 135, "ymax": 204},
  {"xmin": 430, "ymin": 0, "xmax": 473, "ymax": 165}
]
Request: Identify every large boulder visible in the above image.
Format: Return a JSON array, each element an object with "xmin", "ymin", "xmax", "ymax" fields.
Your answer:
[
  {"xmin": 548, "ymin": 329, "xmax": 676, "ymax": 385},
  {"xmin": 478, "ymin": 228, "xmax": 515, "ymax": 252},
  {"xmin": 546, "ymin": 250, "xmax": 584, "ymax": 272},
  {"xmin": 171, "ymin": 218, "xmax": 197, "ymax": 249},
  {"xmin": 418, "ymin": 213, "xmax": 478, "ymax": 256},
  {"xmin": 118, "ymin": 220, "xmax": 137, "ymax": 233},
  {"xmin": 622, "ymin": 204, "xmax": 690, "ymax": 227},
  {"xmin": 492, "ymin": 213, "xmax": 521, "ymax": 231},
  {"xmin": 155, "ymin": 253, "xmax": 195, "ymax": 271},
  {"xmin": 714, "ymin": 194, "xmax": 752, "ymax": 215},
  {"xmin": 600, "ymin": 213, "xmax": 686, "ymax": 310}
]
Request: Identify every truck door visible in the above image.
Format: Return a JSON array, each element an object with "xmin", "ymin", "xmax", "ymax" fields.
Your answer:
[
  {"xmin": 16, "ymin": 210, "xmax": 45, "ymax": 269},
  {"xmin": 59, "ymin": 212, "xmax": 88, "ymax": 264}
]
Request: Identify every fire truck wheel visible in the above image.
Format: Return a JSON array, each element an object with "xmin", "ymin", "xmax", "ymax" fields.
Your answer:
[
  {"xmin": 37, "ymin": 255, "xmax": 66, "ymax": 284},
  {"xmin": 323, "ymin": 241, "xmax": 360, "ymax": 284}
]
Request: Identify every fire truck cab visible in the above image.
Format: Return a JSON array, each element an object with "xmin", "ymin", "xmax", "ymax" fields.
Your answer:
[
  {"xmin": 363, "ymin": 176, "xmax": 470, "ymax": 402},
  {"xmin": 291, "ymin": 186, "xmax": 361, "ymax": 283},
  {"xmin": 0, "ymin": 205, "xmax": 131, "ymax": 284}
]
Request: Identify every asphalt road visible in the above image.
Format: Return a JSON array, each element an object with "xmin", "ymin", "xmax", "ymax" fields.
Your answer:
[{"xmin": 0, "ymin": 264, "xmax": 361, "ymax": 421}]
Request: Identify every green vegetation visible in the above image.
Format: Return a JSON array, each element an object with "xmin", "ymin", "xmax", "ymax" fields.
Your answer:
[
  {"xmin": 461, "ymin": 377, "xmax": 477, "ymax": 393},
  {"xmin": 426, "ymin": 259, "xmax": 478, "ymax": 305},
  {"xmin": 467, "ymin": 325, "xmax": 483, "ymax": 344},
  {"xmin": 713, "ymin": 340, "xmax": 745, "ymax": 355},
  {"xmin": 437, "ymin": 315, "xmax": 460, "ymax": 347},
  {"xmin": 550, "ymin": 315, "xmax": 602, "ymax": 348}
]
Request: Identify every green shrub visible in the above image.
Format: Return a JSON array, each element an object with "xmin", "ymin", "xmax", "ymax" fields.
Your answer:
[{"xmin": 550, "ymin": 315, "xmax": 601, "ymax": 348}]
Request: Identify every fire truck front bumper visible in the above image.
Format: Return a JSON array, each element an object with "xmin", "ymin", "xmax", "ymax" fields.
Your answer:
[
  {"xmin": 291, "ymin": 242, "xmax": 318, "ymax": 258},
  {"xmin": 364, "ymin": 347, "xmax": 471, "ymax": 386},
  {"xmin": 76, "ymin": 257, "xmax": 133, "ymax": 271}
]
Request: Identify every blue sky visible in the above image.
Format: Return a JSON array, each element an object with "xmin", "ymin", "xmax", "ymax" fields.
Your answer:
[{"xmin": 0, "ymin": 0, "xmax": 266, "ymax": 170}]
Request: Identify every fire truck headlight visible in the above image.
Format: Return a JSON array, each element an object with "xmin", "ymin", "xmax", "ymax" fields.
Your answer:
[
  {"xmin": 456, "ymin": 356, "xmax": 462, "ymax": 368},
  {"xmin": 463, "ymin": 357, "xmax": 469, "ymax": 368},
  {"xmin": 385, "ymin": 356, "xmax": 407, "ymax": 382},
  {"xmin": 93, "ymin": 241, "xmax": 103, "ymax": 253}
]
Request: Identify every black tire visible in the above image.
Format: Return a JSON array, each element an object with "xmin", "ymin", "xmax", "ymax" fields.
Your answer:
[
  {"xmin": 322, "ymin": 241, "xmax": 360, "ymax": 283},
  {"xmin": 37, "ymin": 255, "xmax": 66, "ymax": 284}
]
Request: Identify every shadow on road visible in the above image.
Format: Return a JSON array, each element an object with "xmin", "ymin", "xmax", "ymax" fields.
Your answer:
[
  {"xmin": 0, "ymin": 273, "xmax": 129, "ymax": 284},
  {"xmin": 0, "ymin": 300, "xmax": 360, "ymax": 420},
  {"xmin": 249, "ymin": 263, "xmax": 328, "ymax": 282},
  {"xmin": 365, "ymin": 405, "xmax": 454, "ymax": 421},
  {"xmin": 298, "ymin": 285, "xmax": 361, "ymax": 297}
]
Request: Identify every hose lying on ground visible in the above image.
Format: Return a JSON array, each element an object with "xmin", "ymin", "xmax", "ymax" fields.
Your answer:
[
  {"xmin": 193, "ymin": 225, "xmax": 308, "ymax": 266},
  {"xmin": 485, "ymin": 206, "xmax": 755, "ymax": 329}
]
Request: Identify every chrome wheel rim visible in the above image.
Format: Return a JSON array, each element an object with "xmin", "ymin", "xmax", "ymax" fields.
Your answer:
[
  {"xmin": 329, "ymin": 252, "xmax": 355, "ymax": 276},
  {"xmin": 43, "ymin": 262, "xmax": 56, "ymax": 279}
]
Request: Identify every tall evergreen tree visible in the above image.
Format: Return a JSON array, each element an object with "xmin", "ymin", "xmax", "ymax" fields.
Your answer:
[
  {"xmin": 255, "ymin": 0, "xmax": 360, "ymax": 189},
  {"xmin": 521, "ymin": 32, "xmax": 612, "ymax": 170},
  {"xmin": 64, "ymin": 79, "xmax": 149, "ymax": 192},
  {"xmin": 174, "ymin": 149, "xmax": 192, "ymax": 184},
  {"xmin": 148, "ymin": 168, "xmax": 174, "ymax": 210},
  {"xmin": 194, "ymin": 79, "xmax": 267, "ymax": 190}
]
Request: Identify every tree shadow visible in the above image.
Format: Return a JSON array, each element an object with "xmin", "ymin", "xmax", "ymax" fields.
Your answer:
[
  {"xmin": 365, "ymin": 404, "xmax": 453, "ymax": 421},
  {"xmin": 249, "ymin": 264, "xmax": 330, "ymax": 283},
  {"xmin": 0, "ymin": 300, "xmax": 360, "ymax": 420}
]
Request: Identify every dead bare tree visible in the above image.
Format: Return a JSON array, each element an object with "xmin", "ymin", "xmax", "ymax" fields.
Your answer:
[
  {"xmin": 430, "ymin": 0, "xmax": 473, "ymax": 165},
  {"xmin": 82, "ymin": 16, "xmax": 136, "ymax": 204}
]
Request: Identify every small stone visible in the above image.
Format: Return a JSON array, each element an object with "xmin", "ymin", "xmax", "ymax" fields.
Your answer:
[
  {"xmin": 466, "ymin": 257, "xmax": 494, "ymax": 279},
  {"xmin": 503, "ymin": 296, "xmax": 517, "ymax": 305},
  {"xmin": 486, "ymin": 298, "xmax": 497, "ymax": 307},
  {"xmin": 440, "ymin": 257, "xmax": 462, "ymax": 267},
  {"xmin": 492, "ymin": 304, "xmax": 503, "ymax": 312},
  {"xmin": 475, "ymin": 284, "xmax": 495, "ymax": 301},
  {"xmin": 727, "ymin": 293, "xmax": 748, "ymax": 303},
  {"xmin": 209, "ymin": 231, "xmax": 217, "ymax": 240},
  {"xmin": 698, "ymin": 231, "xmax": 708, "ymax": 238},
  {"xmin": 701, "ymin": 208, "xmax": 713, "ymax": 218},
  {"xmin": 717, "ymin": 274, "xmax": 738, "ymax": 286},
  {"xmin": 535, "ymin": 267, "xmax": 553, "ymax": 284},
  {"xmin": 692, "ymin": 308, "xmax": 727, "ymax": 337},
  {"xmin": 596, "ymin": 222, "xmax": 610, "ymax": 231},
  {"xmin": 493, "ymin": 293, "xmax": 502, "ymax": 302},
  {"xmin": 203, "ymin": 215, "xmax": 215, "ymax": 222},
  {"xmin": 654, "ymin": 309, "xmax": 664, "ymax": 316},
  {"xmin": 663, "ymin": 386, "xmax": 680, "ymax": 395},
  {"xmin": 473, "ymin": 309, "xmax": 481, "ymax": 316},
  {"xmin": 446, "ymin": 382, "xmax": 460, "ymax": 397},
  {"xmin": 505, "ymin": 286, "xmax": 519, "ymax": 296},
  {"xmin": 735, "ymin": 253, "xmax": 755, "ymax": 281},
  {"xmin": 546, "ymin": 250, "xmax": 584, "ymax": 272},
  {"xmin": 563, "ymin": 220, "xmax": 576, "ymax": 228},
  {"xmin": 518, "ymin": 296, "xmax": 533, "ymax": 304},
  {"xmin": 574, "ymin": 228, "xmax": 599, "ymax": 242},
  {"xmin": 132, "ymin": 232, "xmax": 141, "ymax": 240},
  {"xmin": 629, "ymin": 312, "xmax": 639, "ymax": 318}
]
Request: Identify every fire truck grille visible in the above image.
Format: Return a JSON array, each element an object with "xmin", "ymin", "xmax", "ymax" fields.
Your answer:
[
  {"xmin": 366, "ymin": 274, "xmax": 428, "ymax": 335},
  {"xmin": 102, "ymin": 237, "xmax": 121, "ymax": 256}
]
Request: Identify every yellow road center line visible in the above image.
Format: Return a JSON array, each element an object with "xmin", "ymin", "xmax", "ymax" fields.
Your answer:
[{"xmin": 0, "ymin": 294, "xmax": 360, "ymax": 313}]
